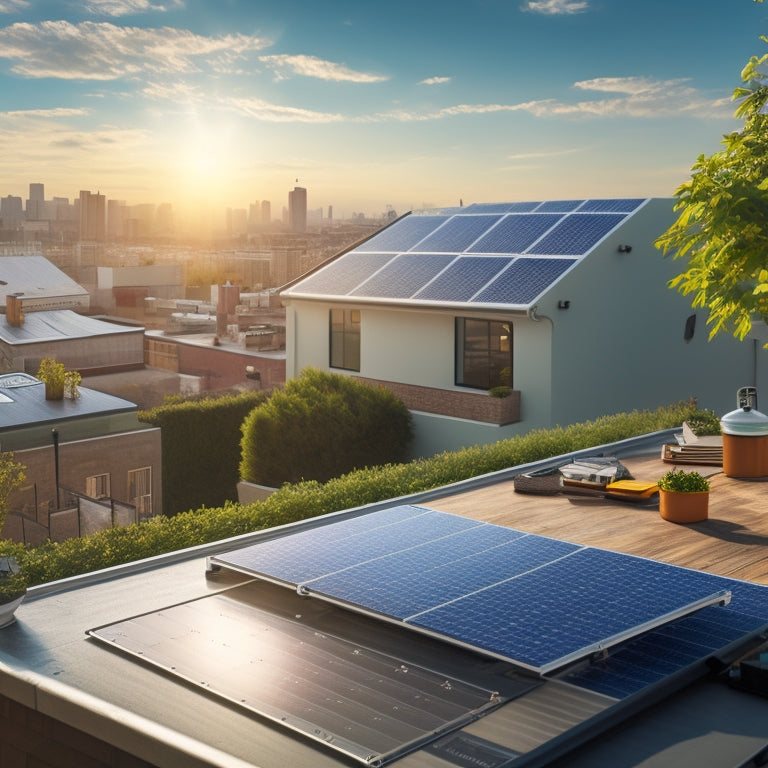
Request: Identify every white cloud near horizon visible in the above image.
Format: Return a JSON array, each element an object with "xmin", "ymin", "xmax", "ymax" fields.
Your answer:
[
  {"xmin": 83, "ymin": 0, "xmax": 185, "ymax": 16},
  {"xmin": 0, "ymin": 21, "xmax": 271, "ymax": 79},
  {"xmin": 258, "ymin": 54, "xmax": 387, "ymax": 83},
  {"xmin": 522, "ymin": 0, "xmax": 589, "ymax": 15},
  {"xmin": 420, "ymin": 76, "xmax": 451, "ymax": 85}
]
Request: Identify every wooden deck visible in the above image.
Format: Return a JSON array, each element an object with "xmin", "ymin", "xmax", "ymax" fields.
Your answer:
[{"xmin": 428, "ymin": 454, "xmax": 768, "ymax": 586}]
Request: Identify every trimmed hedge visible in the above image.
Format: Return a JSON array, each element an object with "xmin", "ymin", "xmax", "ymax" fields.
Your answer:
[
  {"xmin": 7, "ymin": 401, "xmax": 699, "ymax": 588},
  {"xmin": 240, "ymin": 368, "xmax": 413, "ymax": 486},
  {"xmin": 140, "ymin": 390, "xmax": 268, "ymax": 515}
]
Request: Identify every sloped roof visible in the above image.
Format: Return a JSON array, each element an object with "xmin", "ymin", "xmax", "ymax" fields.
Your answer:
[
  {"xmin": 0, "ymin": 309, "xmax": 141, "ymax": 345},
  {"xmin": 0, "ymin": 255, "xmax": 88, "ymax": 306},
  {"xmin": 282, "ymin": 199, "xmax": 650, "ymax": 310}
]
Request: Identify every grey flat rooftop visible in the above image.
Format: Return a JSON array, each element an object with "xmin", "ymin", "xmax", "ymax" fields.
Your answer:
[
  {"xmin": 0, "ymin": 255, "xmax": 87, "ymax": 305},
  {"xmin": 0, "ymin": 309, "xmax": 142, "ymax": 344},
  {"xmin": 1, "ymin": 433, "xmax": 768, "ymax": 768}
]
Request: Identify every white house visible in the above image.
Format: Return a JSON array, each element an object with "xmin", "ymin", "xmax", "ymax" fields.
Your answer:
[{"xmin": 281, "ymin": 198, "xmax": 768, "ymax": 457}]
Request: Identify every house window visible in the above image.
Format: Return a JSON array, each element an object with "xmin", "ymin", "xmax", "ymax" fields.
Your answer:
[
  {"xmin": 330, "ymin": 308, "xmax": 361, "ymax": 371},
  {"xmin": 86, "ymin": 473, "xmax": 111, "ymax": 499},
  {"xmin": 127, "ymin": 467, "xmax": 152, "ymax": 517},
  {"xmin": 455, "ymin": 318, "xmax": 513, "ymax": 390}
]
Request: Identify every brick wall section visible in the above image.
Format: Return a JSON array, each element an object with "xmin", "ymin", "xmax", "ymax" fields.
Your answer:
[
  {"xmin": 0, "ymin": 693, "xmax": 157, "ymax": 768},
  {"xmin": 355, "ymin": 377, "xmax": 521, "ymax": 425}
]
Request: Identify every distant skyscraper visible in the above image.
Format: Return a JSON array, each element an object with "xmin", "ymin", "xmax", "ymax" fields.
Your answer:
[
  {"xmin": 261, "ymin": 200, "xmax": 271, "ymax": 225},
  {"xmin": 26, "ymin": 182, "xmax": 45, "ymax": 220},
  {"xmin": 328, "ymin": 205, "xmax": 333, "ymax": 222},
  {"xmin": 79, "ymin": 190, "xmax": 106, "ymax": 241},
  {"xmin": 288, "ymin": 186, "xmax": 307, "ymax": 233}
]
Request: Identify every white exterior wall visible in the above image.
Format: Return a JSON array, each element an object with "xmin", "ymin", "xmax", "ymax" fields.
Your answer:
[{"xmin": 540, "ymin": 198, "xmax": 768, "ymax": 424}]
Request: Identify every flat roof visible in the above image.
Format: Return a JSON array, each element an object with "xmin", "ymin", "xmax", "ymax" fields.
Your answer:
[
  {"xmin": 1, "ymin": 432, "xmax": 768, "ymax": 768},
  {"xmin": 0, "ymin": 309, "xmax": 142, "ymax": 345}
]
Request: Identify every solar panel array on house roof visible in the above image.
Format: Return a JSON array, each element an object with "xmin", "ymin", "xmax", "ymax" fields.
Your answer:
[{"xmin": 283, "ymin": 199, "xmax": 648, "ymax": 309}]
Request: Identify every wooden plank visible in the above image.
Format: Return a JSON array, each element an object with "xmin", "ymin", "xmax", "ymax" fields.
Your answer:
[{"xmin": 428, "ymin": 456, "xmax": 768, "ymax": 586}]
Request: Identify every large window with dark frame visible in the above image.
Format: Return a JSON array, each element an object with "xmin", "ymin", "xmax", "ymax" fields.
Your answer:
[
  {"xmin": 329, "ymin": 308, "xmax": 361, "ymax": 372},
  {"xmin": 455, "ymin": 318, "xmax": 513, "ymax": 390}
]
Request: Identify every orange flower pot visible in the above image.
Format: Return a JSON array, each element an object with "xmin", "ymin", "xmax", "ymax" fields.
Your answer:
[{"xmin": 659, "ymin": 489, "xmax": 709, "ymax": 523}]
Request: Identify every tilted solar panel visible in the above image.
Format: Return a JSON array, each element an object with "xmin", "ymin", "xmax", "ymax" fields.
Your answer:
[
  {"xmin": 355, "ymin": 215, "xmax": 449, "ymax": 252},
  {"xmin": 288, "ymin": 252, "xmax": 395, "ymax": 297},
  {"xmin": 349, "ymin": 253, "xmax": 456, "ymax": 299},
  {"xmin": 535, "ymin": 200, "xmax": 584, "ymax": 213},
  {"xmin": 409, "ymin": 214, "xmax": 503, "ymax": 253},
  {"xmin": 471, "ymin": 257, "xmax": 575, "ymax": 305},
  {"xmin": 412, "ymin": 256, "xmax": 513, "ymax": 303},
  {"xmin": 210, "ymin": 506, "xmax": 755, "ymax": 675},
  {"xmin": 579, "ymin": 198, "xmax": 645, "ymax": 213},
  {"xmin": 467, "ymin": 213, "xmax": 562, "ymax": 254},
  {"xmin": 527, "ymin": 213, "xmax": 626, "ymax": 255}
]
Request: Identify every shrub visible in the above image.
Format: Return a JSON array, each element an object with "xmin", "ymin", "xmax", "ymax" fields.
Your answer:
[
  {"xmin": 658, "ymin": 470, "xmax": 710, "ymax": 493},
  {"xmin": 240, "ymin": 368, "xmax": 414, "ymax": 486},
  {"xmin": 140, "ymin": 390, "xmax": 268, "ymax": 514}
]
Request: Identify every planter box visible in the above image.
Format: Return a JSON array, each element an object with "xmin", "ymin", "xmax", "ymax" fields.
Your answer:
[{"xmin": 659, "ymin": 489, "xmax": 709, "ymax": 524}]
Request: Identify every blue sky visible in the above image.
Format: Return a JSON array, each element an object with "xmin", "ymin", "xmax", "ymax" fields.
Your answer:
[{"xmin": 0, "ymin": 0, "xmax": 766, "ymax": 220}]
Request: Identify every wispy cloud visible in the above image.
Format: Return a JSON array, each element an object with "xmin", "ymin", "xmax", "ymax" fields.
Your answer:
[
  {"xmin": 522, "ymin": 0, "xmax": 589, "ymax": 15},
  {"xmin": 0, "ymin": 0, "xmax": 28, "ymax": 13},
  {"xmin": 0, "ymin": 21, "xmax": 271, "ymax": 79},
  {"xmin": 258, "ymin": 54, "xmax": 387, "ymax": 83},
  {"xmin": 419, "ymin": 76, "xmax": 451, "ymax": 86},
  {"xmin": 3, "ymin": 107, "xmax": 89, "ymax": 118},
  {"xmin": 82, "ymin": 0, "xmax": 185, "ymax": 16}
]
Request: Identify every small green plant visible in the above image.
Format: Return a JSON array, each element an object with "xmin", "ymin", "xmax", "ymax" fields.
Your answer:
[
  {"xmin": 64, "ymin": 370, "xmax": 81, "ymax": 400},
  {"xmin": 658, "ymin": 470, "xmax": 710, "ymax": 493},
  {"xmin": 488, "ymin": 386, "xmax": 512, "ymax": 398},
  {"xmin": 685, "ymin": 410, "xmax": 721, "ymax": 436}
]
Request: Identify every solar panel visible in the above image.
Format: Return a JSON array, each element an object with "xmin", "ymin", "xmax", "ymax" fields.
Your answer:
[
  {"xmin": 527, "ymin": 213, "xmax": 626, "ymax": 255},
  {"xmin": 467, "ymin": 213, "xmax": 562, "ymax": 254},
  {"xmin": 289, "ymin": 252, "xmax": 394, "ymax": 296},
  {"xmin": 410, "ymin": 215, "xmax": 503, "ymax": 252},
  {"xmin": 579, "ymin": 198, "xmax": 645, "ymax": 213},
  {"xmin": 471, "ymin": 257, "xmax": 575, "ymax": 305},
  {"xmin": 355, "ymin": 216, "xmax": 448, "ymax": 252},
  {"xmin": 349, "ymin": 253, "xmax": 456, "ymax": 299},
  {"xmin": 535, "ymin": 200, "xmax": 584, "ymax": 213},
  {"xmin": 210, "ymin": 507, "xmax": 741, "ymax": 675},
  {"xmin": 412, "ymin": 256, "xmax": 513, "ymax": 302}
]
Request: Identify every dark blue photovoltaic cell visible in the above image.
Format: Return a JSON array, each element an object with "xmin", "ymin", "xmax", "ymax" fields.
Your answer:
[
  {"xmin": 560, "ymin": 604, "xmax": 768, "ymax": 698},
  {"xmin": 408, "ymin": 548, "xmax": 734, "ymax": 671},
  {"xmin": 472, "ymin": 258, "xmax": 575, "ymax": 305},
  {"xmin": 350, "ymin": 253, "xmax": 455, "ymax": 298},
  {"xmin": 218, "ymin": 507, "xmax": 483, "ymax": 584},
  {"xmin": 579, "ymin": 199, "xmax": 645, "ymax": 213},
  {"xmin": 307, "ymin": 533, "xmax": 579, "ymax": 619},
  {"xmin": 463, "ymin": 202, "xmax": 542, "ymax": 214},
  {"xmin": 289, "ymin": 252, "xmax": 395, "ymax": 296},
  {"xmin": 413, "ymin": 257, "xmax": 513, "ymax": 302},
  {"xmin": 410, "ymin": 215, "xmax": 503, "ymax": 253},
  {"xmin": 535, "ymin": 200, "xmax": 584, "ymax": 213},
  {"xmin": 527, "ymin": 213, "xmax": 626, "ymax": 255},
  {"xmin": 355, "ymin": 216, "xmax": 448, "ymax": 252},
  {"xmin": 467, "ymin": 213, "xmax": 562, "ymax": 254}
]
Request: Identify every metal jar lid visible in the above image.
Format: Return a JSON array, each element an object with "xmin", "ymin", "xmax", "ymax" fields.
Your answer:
[{"xmin": 721, "ymin": 406, "xmax": 768, "ymax": 436}]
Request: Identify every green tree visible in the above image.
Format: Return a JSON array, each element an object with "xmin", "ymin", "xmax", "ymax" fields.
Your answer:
[
  {"xmin": 0, "ymin": 452, "xmax": 25, "ymax": 535},
  {"xmin": 656, "ymin": 37, "xmax": 768, "ymax": 342}
]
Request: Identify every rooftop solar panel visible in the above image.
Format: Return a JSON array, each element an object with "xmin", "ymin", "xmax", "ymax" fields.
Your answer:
[
  {"xmin": 349, "ymin": 253, "xmax": 456, "ymax": 299},
  {"xmin": 410, "ymin": 214, "xmax": 503, "ymax": 252},
  {"xmin": 355, "ymin": 216, "xmax": 449, "ymax": 252},
  {"xmin": 579, "ymin": 198, "xmax": 646, "ymax": 213},
  {"xmin": 210, "ymin": 506, "xmax": 751, "ymax": 675},
  {"xmin": 412, "ymin": 256, "xmax": 513, "ymax": 302},
  {"xmin": 527, "ymin": 213, "xmax": 626, "ymax": 255},
  {"xmin": 535, "ymin": 200, "xmax": 584, "ymax": 213},
  {"xmin": 467, "ymin": 213, "xmax": 562, "ymax": 254},
  {"xmin": 471, "ymin": 257, "xmax": 575, "ymax": 305},
  {"xmin": 289, "ymin": 252, "xmax": 394, "ymax": 296}
]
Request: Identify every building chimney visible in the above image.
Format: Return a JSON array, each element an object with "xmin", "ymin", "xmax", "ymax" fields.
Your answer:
[{"xmin": 6, "ymin": 294, "xmax": 23, "ymax": 327}]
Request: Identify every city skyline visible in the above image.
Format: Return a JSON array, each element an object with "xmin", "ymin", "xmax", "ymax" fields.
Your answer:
[{"xmin": 0, "ymin": 1, "xmax": 765, "ymax": 217}]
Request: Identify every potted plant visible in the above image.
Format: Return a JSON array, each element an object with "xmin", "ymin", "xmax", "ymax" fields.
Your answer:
[
  {"xmin": 37, "ymin": 357, "xmax": 66, "ymax": 400},
  {"xmin": 64, "ymin": 369, "xmax": 81, "ymax": 400},
  {"xmin": 0, "ymin": 452, "xmax": 27, "ymax": 627},
  {"xmin": 657, "ymin": 469, "xmax": 710, "ymax": 523}
]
